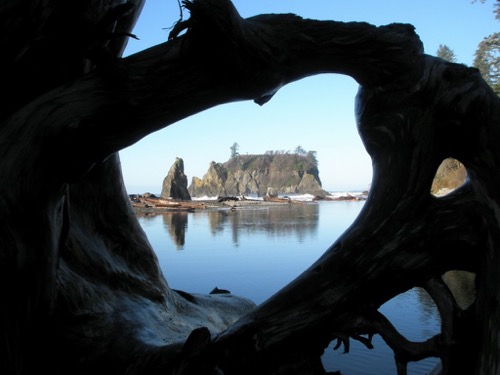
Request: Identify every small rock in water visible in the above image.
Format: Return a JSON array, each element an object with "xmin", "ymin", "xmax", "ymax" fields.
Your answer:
[{"xmin": 210, "ymin": 286, "xmax": 231, "ymax": 294}]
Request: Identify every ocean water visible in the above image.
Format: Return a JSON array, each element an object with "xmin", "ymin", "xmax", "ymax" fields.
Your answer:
[{"xmin": 136, "ymin": 198, "xmax": 466, "ymax": 374}]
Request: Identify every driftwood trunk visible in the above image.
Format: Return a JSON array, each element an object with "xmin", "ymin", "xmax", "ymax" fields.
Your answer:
[{"xmin": 1, "ymin": 0, "xmax": 499, "ymax": 374}]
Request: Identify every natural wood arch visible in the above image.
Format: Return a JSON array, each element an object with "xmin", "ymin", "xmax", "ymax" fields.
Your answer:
[{"xmin": 0, "ymin": 1, "xmax": 499, "ymax": 374}]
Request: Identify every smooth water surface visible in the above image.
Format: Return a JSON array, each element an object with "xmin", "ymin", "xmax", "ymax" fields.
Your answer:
[
  {"xmin": 140, "ymin": 201, "xmax": 361, "ymax": 303},
  {"xmin": 137, "ymin": 200, "xmax": 470, "ymax": 374}
]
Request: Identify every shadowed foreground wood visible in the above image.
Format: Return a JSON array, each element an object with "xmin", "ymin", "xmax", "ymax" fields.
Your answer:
[{"xmin": 0, "ymin": 0, "xmax": 499, "ymax": 374}]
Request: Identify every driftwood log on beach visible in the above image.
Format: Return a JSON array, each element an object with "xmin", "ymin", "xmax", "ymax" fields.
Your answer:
[{"xmin": 1, "ymin": 0, "xmax": 499, "ymax": 374}]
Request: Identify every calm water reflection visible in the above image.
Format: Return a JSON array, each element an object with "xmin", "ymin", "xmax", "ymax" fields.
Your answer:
[
  {"xmin": 137, "ymin": 201, "xmax": 475, "ymax": 375},
  {"xmin": 157, "ymin": 203, "xmax": 321, "ymax": 249}
]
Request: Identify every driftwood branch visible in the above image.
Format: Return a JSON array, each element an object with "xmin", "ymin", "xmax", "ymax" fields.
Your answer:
[
  {"xmin": 2, "ymin": 0, "xmax": 426, "ymax": 184},
  {"xmin": 370, "ymin": 311, "xmax": 443, "ymax": 374}
]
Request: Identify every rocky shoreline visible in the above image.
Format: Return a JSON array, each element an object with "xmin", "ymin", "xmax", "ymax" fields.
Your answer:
[{"xmin": 129, "ymin": 192, "xmax": 368, "ymax": 214}]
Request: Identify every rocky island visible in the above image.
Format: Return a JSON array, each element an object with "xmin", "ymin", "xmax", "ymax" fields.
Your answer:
[
  {"xmin": 130, "ymin": 151, "xmax": 357, "ymax": 213},
  {"xmin": 189, "ymin": 150, "xmax": 330, "ymax": 198}
]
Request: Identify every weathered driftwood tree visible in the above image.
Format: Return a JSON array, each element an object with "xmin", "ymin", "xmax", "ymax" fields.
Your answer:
[{"xmin": 1, "ymin": 0, "xmax": 499, "ymax": 374}]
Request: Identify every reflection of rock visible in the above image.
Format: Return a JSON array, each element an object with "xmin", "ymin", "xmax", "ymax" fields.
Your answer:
[
  {"xmin": 161, "ymin": 158, "xmax": 191, "ymax": 200},
  {"xmin": 205, "ymin": 203, "xmax": 319, "ymax": 245},
  {"xmin": 163, "ymin": 213, "xmax": 188, "ymax": 249}
]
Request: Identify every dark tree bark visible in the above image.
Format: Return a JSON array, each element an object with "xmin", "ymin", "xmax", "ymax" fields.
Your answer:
[{"xmin": 1, "ymin": 0, "xmax": 499, "ymax": 374}]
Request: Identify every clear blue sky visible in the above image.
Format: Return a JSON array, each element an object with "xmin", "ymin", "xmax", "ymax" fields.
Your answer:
[{"xmin": 120, "ymin": 0, "xmax": 498, "ymax": 193}]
